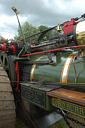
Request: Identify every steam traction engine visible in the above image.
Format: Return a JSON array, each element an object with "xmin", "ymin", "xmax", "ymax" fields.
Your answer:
[{"xmin": 0, "ymin": 7, "xmax": 85, "ymax": 128}]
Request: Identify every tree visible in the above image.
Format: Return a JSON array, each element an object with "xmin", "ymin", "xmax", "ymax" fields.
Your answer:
[
  {"xmin": 38, "ymin": 25, "xmax": 48, "ymax": 32},
  {"xmin": 38, "ymin": 25, "xmax": 49, "ymax": 42},
  {"xmin": 17, "ymin": 22, "xmax": 50, "ymax": 43},
  {"xmin": 17, "ymin": 22, "xmax": 39, "ymax": 43}
]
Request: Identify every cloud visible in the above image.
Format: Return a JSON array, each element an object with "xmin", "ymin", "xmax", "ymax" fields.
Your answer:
[
  {"xmin": 1, "ymin": 32, "xmax": 15, "ymax": 39},
  {"xmin": 0, "ymin": 14, "xmax": 28, "ymax": 39},
  {"xmin": 0, "ymin": 0, "xmax": 85, "ymax": 39}
]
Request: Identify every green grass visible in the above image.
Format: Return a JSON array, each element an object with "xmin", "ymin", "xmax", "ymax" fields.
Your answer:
[{"xmin": 48, "ymin": 118, "xmax": 69, "ymax": 128}]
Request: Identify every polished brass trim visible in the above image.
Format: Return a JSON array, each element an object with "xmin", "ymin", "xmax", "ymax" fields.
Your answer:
[
  {"xmin": 30, "ymin": 64, "xmax": 36, "ymax": 81},
  {"xmin": 57, "ymin": 24, "xmax": 62, "ymax": 31},
  {"xmin": 30, "ymin": 55, "xmax": 45, "ymax": 81},
  {"xmin": 60, "ymin": 54, "xmax": 72, "ymax": 83},
  {"xmin": 60, "ymin": 53, "xmax": 77, "ymax": 83},
  {"xmin": 76, "ymin": 21, "xmax": 85, "ymax": 45},
  {"xmin": 81, "ymin": 49, "xmax": 85, "ymax": 57},
  {"xmin": 60, "ymin": 56, "xmax": 73, "ymax": 83},
  {"xmin": 65, "ymin": 57, "xmax": 73, "ymax": 83},
  {"xmin": 12, "ymin": 6, "xmax": 20, "ymax": 14}
]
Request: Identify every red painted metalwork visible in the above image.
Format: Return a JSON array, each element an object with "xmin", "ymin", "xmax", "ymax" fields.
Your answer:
[
  {"xmin": 15, "ymin": 60, "xmax": 20, "ymax": 91},
  {"xmin": 20, "ymin": 44, "xmax": 85, "ymax": 57},
  {"xmin": 1, "ymin": 44, "xmax": 6, "ymax": 53},
  {"xmin": 64, "ymin": 19, "xmax": 78, "ymax": 34},
  {"xmin": 0, "ymin": 42, "xmax": 21, "ymax": 54},
  {"xmin": 10, "ymin": 44, "xmax": 15, "ymax": 54}
]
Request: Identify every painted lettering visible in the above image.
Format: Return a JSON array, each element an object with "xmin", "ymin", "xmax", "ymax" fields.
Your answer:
[
  {"xmin": 52, "ymin": 98, "xmax": 85, "ymax": 118},
  {"xmin": 75, "ymin": 106, "xmax": 79, "ymax": 114},
  {"xmin": 79, "ymin": 108, "xmax": 84, "ymax": 116},
  {"xmin": 61, "ymin": 102, "xmax": 65, "ymax": 108},
  {"xmin": 67, "ymin": 104, "xmax": 72, "ymax": 111},
  {"xmin": 57, "ymin": 100, "xmax": 61, "ymax": 107}
]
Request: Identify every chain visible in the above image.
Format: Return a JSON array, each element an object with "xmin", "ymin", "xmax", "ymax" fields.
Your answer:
[
  {"xmin": 66, "ymin": 115, "xmax": 85, "ymax": 126},
  {"xmin": 56, "ymin": 109, "xmax": 85, "ymax": 128},
  {"xmin": 56, "ymin": 109, "xmax": 73, "ymax": 128}
]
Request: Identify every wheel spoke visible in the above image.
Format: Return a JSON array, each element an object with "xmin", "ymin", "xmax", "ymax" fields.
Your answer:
[
  {"xmin": 0, "ymin": 53, "xmax": 9, "ymax": 70},
  {"xmin": 3, "ymin": 55, "xmax": 5, "ymax": 65}
]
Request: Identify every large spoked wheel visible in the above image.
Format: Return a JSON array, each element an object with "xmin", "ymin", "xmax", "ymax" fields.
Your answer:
[
  {"xmin": 0, "ymin": 53, "xmax": 17, "ymax": 87},
  {"xmin": 0, "ymin": 52, "xmax": 9, "ymax": 71},
  {"xmin": 0, "ymin": 65, "xmax": 16, "ymax": 128}
]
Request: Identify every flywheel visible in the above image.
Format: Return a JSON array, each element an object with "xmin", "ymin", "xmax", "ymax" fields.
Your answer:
[{"xmin": 0, "ymin": 64, "xmax": 16, "ymax": 128}]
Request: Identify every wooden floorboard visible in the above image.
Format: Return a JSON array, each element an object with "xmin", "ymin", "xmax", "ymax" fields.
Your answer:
[{"xmin": 47, "ymin": 89, "xmax": 85, "ymax": 106}]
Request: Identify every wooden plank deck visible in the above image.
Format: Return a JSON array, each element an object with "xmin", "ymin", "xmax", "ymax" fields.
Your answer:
[{"xmin": 47, "ymin": 89, "xmax": 85, "ymax": 106}]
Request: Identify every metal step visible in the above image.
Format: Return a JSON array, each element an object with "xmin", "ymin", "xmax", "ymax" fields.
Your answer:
[{"xmin": 35, "ymin": 111, "xmax": 62, "ymax": 128}]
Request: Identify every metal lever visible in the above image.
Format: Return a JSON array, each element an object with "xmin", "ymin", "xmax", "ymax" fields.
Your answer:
[
  {"xmin": 12, "ymin": 6, "xmax": 28, "ymax": 56},
  {"xmin": 12, "ymin": 6, "xmax": 20, "ymax": 14}
]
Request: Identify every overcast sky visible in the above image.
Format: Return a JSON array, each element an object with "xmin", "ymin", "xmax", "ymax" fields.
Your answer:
[{"xmin": 0, "ymin": 0, "xmax": 85, "ymax": 39}]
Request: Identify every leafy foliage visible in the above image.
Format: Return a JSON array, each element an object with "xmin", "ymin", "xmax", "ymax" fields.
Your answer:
[
  {"xmin": 16, "ymin": 21, "xmax": 58, "ymax": 44},
  {"xmin": 17, "ymin": 22, "xmax": 51, "ymax": 43},
  {"xmin": 38, "ymin": 25, "xmax": 48, "ymax": 32},
  {"xmin": 38, "ymin": 25, "xmax": 49, "ymax": 42},
  {"xmin": 17, "ymin": 22, "xmax": 39, "ymax": 43}
]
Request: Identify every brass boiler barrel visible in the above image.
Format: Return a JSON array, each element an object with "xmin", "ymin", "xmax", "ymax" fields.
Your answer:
[{"xmin": 30, "ymin": 51, "xmax": 85, "ymax": 85}]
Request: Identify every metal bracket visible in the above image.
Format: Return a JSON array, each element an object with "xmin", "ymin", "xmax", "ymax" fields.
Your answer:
[
  {"xmin": 46, "ymin": 52, "xmax": 53, "ymax": 63},
  {"xmin": 36, "ymin": 75, "xmax": 44, "ymax": 87},
  {"xmin": 35, "ymin": 111, "xmax": 62, "ymax": 128}
]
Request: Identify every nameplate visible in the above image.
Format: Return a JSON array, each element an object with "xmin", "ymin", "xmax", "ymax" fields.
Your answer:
[
  {"xmin": 21, "ymin": 86, "xmax": 45, "ymax": 107},
  {"xmin": 52, "ymin": 98, "xmax": 85, "ymax": 118}
]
